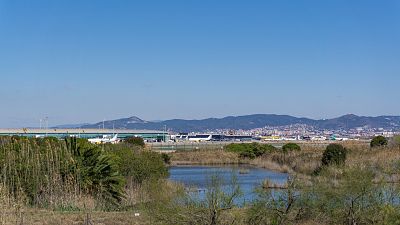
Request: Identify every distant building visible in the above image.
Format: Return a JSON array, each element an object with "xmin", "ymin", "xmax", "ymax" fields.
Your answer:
[{"xmin": 0, "ymin": 128, "xmax": 169, "ymax": 142}]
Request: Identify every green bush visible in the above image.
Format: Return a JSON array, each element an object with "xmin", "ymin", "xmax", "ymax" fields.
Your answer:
[
  {"xmin": 125, "ymin": 136, "xmax": 145, "ymax": 147},
  {"xmin": 65, "ymin": 138, "xmax": 125, "ymax": 206},
  {"xmin": 225, "ymin": 143, "xmax": 276, "ymax": 159},
  {"xmin": 370, "ymin": 135, "xmax": 388, "ymax": 148},
  {"xmin": 110, "ymin": 147, "xmax": 169, "ymax": 184},
  {"xmin": 306, "ymin": 167, "xmax": 393, "ymax": 224},
  {"xmin": 321, "ymin": 144, "xmax": 347, "ymax": 166},
  {"xmin": 130, "ymin": 151, "xmax": 169, "ymax": 183},
  {"xmin": 161, "ymin": 153, "xmax": 171, "ymax": 164},
  {"xmin": 282, "ymin": 143, "xmax": 301, "ymax": 153}
]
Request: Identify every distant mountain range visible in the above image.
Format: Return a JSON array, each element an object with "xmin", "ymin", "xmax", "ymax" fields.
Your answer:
[{"xmin": 55, "ymin": 114, "xmax": 400, "ymax": 132}]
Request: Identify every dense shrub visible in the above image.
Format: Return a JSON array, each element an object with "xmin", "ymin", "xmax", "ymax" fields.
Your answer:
[
  {"xmin": 65, "ymin": 138, "xmax": 125, "ymax": 206},
  {"xmin": 282, "ymin": 143, "xmax": 301, "ymax": 153},
  {"xmin": 130, "ymin": 151, "xmax": 169, "ymax": 183},
  {"xmin": 225, "ymin": 143, "xmax": 276, "ymax": 159},
  {"xmin": 110, "ymin": 147, "xmax": 169, "ymax": 184},
  {"xmin": 370, "ymin": 135, "xmax": 388, "ymax": 148},
  {"xmin": 321, "ymin": 144, "xmax": 347, "ymax": 166},
  {"xmin": 161, "ymin": 153, "xmax": 171, "ymax": 164},
  {"xmin": 125, "ymin": 136, "xmax": 145, "ymax": 147}
]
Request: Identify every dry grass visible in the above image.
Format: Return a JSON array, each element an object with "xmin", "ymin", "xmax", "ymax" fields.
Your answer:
[
  {"xmin": 347, "ymin": 147, "xmax": 400, "ymax": 168},
  {"xmin": 0, "ymin": 210, "xmax": 149, "ymax": 225},
  {"xmin": 0, "ymin": 182, "xmax": 148, "ymax": 225},
  {"xmin": 171, "ymin": 149, "xmax": 241, "ymax": 165},
  {"xmin": 262, "ymin": 179, "xmax": 288, "ymax": 189}
]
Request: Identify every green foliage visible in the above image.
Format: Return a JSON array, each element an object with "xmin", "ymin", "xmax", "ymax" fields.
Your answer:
[
  {"xmin": 282, "ymin": 143, "xmax": 301, "ymax": 153},
  {"xmin": 161, "ymin": 153, "xmax": 171, "ymax": 164},
  {"xmin": 109, "ymin": 147, "xmax": 168, "ymax": 184},
  {"xmin": 303, "ymin": 167, "xmax": 398, "ymax": 224},
  {"xmin": 0, "ymin": 136, "xmax": 75, "ymax": 207},
  {"xmin": 125, "ymin": 136, "xmax": 145, "ymax": 147},
  {"xmin": 0, "ymin": 136, "xmax": 128, "ymax": 209},
  {"xmin": 225, "ymin": 143, "xmax": 276, "ymax": 159},
  {"xmin": 248, "ymin": 167, "xmax": 400, "ymax": 225},
  {"xmin": 370, "ymin": 135, "xmax": 388, "ymax": 148},
  {"xmin": 66, "ymin": 138, "xmax": 125, "ymax": 207},
  {"xmin": 321, "ymin": 144, "xmax": 347, "ymax": 166},
  {"xmin": 130, "ymin": 151, "xmax": 169, "ymax": 184}
]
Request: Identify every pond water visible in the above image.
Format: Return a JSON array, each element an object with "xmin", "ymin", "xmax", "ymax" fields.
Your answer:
[{"xmin": 169, "ymin": 165, "xmax": 289, "ymax": 203}]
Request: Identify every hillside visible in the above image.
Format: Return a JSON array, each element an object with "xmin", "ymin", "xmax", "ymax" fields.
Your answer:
[{"xmin": 63, "ymin": 114, "xmax": 400, "ymax": 132}]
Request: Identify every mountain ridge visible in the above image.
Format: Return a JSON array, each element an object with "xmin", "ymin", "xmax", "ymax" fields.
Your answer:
[{"xmin": 56, "ymin": 114, "xmax": 400, "ymax": 132}]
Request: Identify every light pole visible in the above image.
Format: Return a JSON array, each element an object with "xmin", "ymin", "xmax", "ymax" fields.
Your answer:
[
  {"xmin": 164, "ymin": 125, "xmax": 167, "ymax": 142},
  {"xmin": 45, "ymin": 117, "xmax": 48, "ymax": 137}
]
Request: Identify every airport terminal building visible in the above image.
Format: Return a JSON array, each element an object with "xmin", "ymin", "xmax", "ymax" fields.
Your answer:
[{"xmin": 0, "ymin": 128, "xmax": 169, "ymax": 142}]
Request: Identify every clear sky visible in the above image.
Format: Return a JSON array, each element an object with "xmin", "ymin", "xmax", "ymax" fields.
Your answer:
[{"xmin": 0, "ymin": 0, "xmax": 399, "ymax": 127}]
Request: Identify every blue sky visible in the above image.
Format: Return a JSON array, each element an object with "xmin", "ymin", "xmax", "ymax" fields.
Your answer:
[{"xmin": 0, "ymin": 0, "xmax": 399, "ymax": 127}]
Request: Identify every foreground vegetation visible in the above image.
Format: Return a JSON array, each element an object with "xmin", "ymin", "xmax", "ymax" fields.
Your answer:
[
  {"xmin": 2, "ymin": 136, "xmax": 400, "ymax": 224},
  {"xmin": 0, "ymin": 136, "xmax": 168, "ymax": 224},
  {"xmin": 165, "ymin": 138, "xmax": 400, "ymax": 224}
]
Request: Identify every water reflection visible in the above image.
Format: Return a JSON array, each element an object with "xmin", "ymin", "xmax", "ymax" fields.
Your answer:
[{"xmin": 169, "ymin": 165, "xmax": 289, "ymax": 203}]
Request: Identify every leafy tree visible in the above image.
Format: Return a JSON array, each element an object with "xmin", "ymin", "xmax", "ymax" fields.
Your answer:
[
  {"xmin": 282, "ymin": 143, "xmax": 301, "ymax": 153},
  {"xmin": 125, "ymin": 136, "xmax": 145, "ymax": 147},
  {"xmin": 370, "ymin": 135, "xmax": 388, "ymax": 148},
  {"xmin": 321, "ymin": 144, "xmax": 347, "ymax": 166}
]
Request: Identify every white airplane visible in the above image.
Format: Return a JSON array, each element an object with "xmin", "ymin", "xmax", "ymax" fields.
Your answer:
[
  {"xmin": 188, "ymin": 134, "xmax": 212, "ymax": 142},
  {"xmin": 88, "ymin": 134, "xmax": 119, "ymax": 144}
]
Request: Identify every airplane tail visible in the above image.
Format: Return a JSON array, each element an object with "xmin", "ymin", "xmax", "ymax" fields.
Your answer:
[{"xmin": 111, "ymin": 134, "xmax": 118, "ymax": 141}]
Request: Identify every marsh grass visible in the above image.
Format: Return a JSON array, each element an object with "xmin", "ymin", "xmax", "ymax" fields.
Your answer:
[
  {"xmin": 171, "ymin": 149, "xmax": 242, "ymax": 165},
  {"xmin": 261, "ymin": 179, "xmax": 288, "ymax": 189},
  {"xmin": 0, "ymin": 136, "xmax": 85, "ymax": 210},
  {"xmin": 0, "ymin": 136, "xmax": 172, "ymax": 223},
  {"xmin": 171, "ymin": 141, "xmax": 400, "ymax": 179}
]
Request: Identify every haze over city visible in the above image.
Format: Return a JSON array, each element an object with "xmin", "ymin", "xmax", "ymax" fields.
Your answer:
[{"xmin": 1, "ymin": 0, "xmax": 399, "ymax": 128}]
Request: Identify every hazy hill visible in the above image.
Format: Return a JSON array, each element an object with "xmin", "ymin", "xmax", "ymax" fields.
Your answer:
[{"xmin": 63, "ymin": 114, "xmax": 400, "ymax": 132}]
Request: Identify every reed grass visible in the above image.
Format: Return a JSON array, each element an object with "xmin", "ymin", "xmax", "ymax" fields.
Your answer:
[
  {"xmin": 0, "ymin": 136, "xmax": 85, "ymax": 210},
  {"xmin": 171, "ymin": 148, "xmax": 241, "ymax": 165}
]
